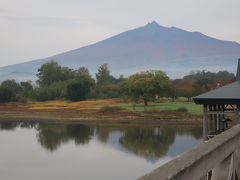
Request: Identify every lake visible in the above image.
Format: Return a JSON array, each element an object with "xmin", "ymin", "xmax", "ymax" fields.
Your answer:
[{"xmin": 0, "ymin": 122, "xmax": 202, "ymax": 180}]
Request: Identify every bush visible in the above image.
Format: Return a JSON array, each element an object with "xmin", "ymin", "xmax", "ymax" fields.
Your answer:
[
  {"xmin": 88, "ymin": 84, "xmax": 121, "ymax": 99},
  {"xmin": 98, "ymin": 106, "xmax": 125, "ymax": 113},
  {"xmin": 175, "ymin": 107, "xmax": 188, "ymax": 112},
  {"xmin": 0, "ymin": 86, "xmax": 15, "ymax": 102},
  {"xmin": 1, "ymin": 80, "xmax": 22, "ymax": 94},
  {"xmin": 66, "ymin": 78, "xmax": 94, "ymax": 101},
  {"xmin": 16, "ymin": 95, "xmax": 28, "ymax": 103},
  {"xmin": 31, "ymin": 81, "xmax": 68, "ymax": 101}
]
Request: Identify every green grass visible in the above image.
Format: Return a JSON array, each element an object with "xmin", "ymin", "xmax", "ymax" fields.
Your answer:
[{"xmin": 123, "ymin": 101, "xmax": 202, "ymax": 115}]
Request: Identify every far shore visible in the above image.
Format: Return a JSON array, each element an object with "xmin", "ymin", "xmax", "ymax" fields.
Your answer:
[
  {"xmin": 0, "ymin": 114, "xmax": 202, "ymax": 126},
  {"xmin": 0, "ymin": 99, "xmax": 203, "ymax": 126}
]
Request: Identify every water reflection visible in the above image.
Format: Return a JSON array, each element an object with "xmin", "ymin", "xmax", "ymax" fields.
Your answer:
[
  {"xmin": 0, "ymin": 122, "xmax": 203, "ymax": 180},
  {"xmin": 0, "ymin": 122, "xmax": 202, "ymax": 160},
  {"xmin": 35, "ymin": 123, "xmax": 94, "ymax": 151},
  {"xmin": 0, "ymin": 122, "xmax": 19, "ymax": 131},
  {"xmin": 119, "ymin": 128, "xmax": 175, "ymax": 159}
]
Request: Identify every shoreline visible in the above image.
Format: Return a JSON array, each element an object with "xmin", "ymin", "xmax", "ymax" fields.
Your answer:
[
  {"xmin": 0, "ymin": 112, "xmax": 202, "ymax": 126},
  {"xmin": 0, "ymin": 100, "xmax": 202, "ymax": 126}
]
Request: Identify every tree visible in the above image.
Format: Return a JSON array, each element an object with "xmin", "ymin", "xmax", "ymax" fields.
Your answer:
[
  {"xmin": 60, "ymin": 67, "xmax": 75, "ymax": 81},
  {"xmin": 1, "ymin": 80, "xmax": 22, "ymax": 94},
  {"xmin": 76, "ymin": 67, "xmax": 91, "ymax": 78},
  {"xmin": 183, "ymin": 70, "xmax": 234, "ymax": 80},
  {"xmin": 90, "ymin": 84, "xmax": 121, "ymax": 99},
  {"xmin": 165, "ymin": 85, "xmax": 177, "ymax": 102},
  {"xmin": 37, "ymin": 61, "xmax": 74, "ymax": 87},
  {"xmin": 0, "ymin": 86, "xmax": 15, "ymax": 102},
  {"xmin": 32, "ymin": 81, "xmax": 69, "ymax": 101},
  {"xmin": 20, "ymin": 81, "xmax": 33, "ymax": 96},
  {"xmin": 96, "ymin": 64, "xmax": 116, "ymax": 85},
  {"xmin": 193, "ymin": 78, "xmax": 214, "ymax": 92},
  {"xmin": 121, "ymin": 70, "xmax": 172, "ymax": 106},
  {"xmin": 173, "ymin": 79, "xmax": 195, "ymax": 101},
  {"xmin": 66, "ymin": 76, "xmax": 95, "ymax": 101},
  {"xmin": 178, "ymin": 89, "xmax": 194, "ymax": 102},
  {"xmin": 37, "ymin": 61, "xmax": 62, "ymax": 87}
]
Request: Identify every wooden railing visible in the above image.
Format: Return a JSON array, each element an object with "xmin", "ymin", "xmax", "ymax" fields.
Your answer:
[{"xmin": 138, "ymin": 124, "xmax": 240, "ymax": 180}]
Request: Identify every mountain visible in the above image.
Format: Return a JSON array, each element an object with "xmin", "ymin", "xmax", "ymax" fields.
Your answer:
[{"xmin": 1, "ymin": 21, "xmax": 240, "ymax": 81}]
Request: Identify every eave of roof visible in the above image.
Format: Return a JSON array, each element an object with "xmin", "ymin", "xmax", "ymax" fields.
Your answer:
[{"xmin": 193, "ymin": 81, "xmax": 240, "ymax": 105}]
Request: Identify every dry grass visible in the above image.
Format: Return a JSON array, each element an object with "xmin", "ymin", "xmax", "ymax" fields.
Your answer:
[
  {"xmin": 0, "ymin": 99, "xmax": 129, "ymax": 112},
  {"xmin": 0, "ymin": 99, "xmax": 202, "ymax": 125}
]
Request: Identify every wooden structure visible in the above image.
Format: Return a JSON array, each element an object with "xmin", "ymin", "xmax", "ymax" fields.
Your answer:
[
  {"xmin": 193, "ymin": 59, "xmax": 240, "ymax": 140},
  {"xmin": 138, "ymin": 124, "xmax": 240, "ymax": 180},
  {"xmin": 139, "ymin": 59, "xmax": 240, "ymax": 180}
]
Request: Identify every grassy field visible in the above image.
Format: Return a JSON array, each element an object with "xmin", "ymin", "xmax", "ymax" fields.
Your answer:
[
  {"xmin": 0, "ymin": 99, "xmax": 202, "ymax": 124},
  {"xmin": 123, "ymin": 101, "xmax": 202, "ymax": 115},
  {"xmin": 0, "ymin": 99, "xmax": 202, "ymax": 115}
]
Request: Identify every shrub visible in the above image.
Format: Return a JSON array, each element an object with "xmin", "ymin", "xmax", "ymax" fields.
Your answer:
[
  {"xmin": 175, "ymin": 107, "xmax": 188, "ymax": 112},
  {"xmin": 31, "ymin": 81, "xmax": 68, "ymax": 101},
  {"xmin": 1, "ymin": 80, "xmax": 22, "ymax": 94},
  {"xmin": 66, "ymin": 78, "xmax": 94, "ymax": 101},
  {"xmin": 0, "ymin": 86, "xmax": 15, "ymax": 102},
  {"xmin": 98, "ymin": 106, "xmax": 125, "ymax": 113},
  {"xmin": 16, "ymin": 95, "xmax": 28, "ymax": 103},
  {"xmin": 88, "ymin": 84, "xmax": 121, "ymax": 99}
]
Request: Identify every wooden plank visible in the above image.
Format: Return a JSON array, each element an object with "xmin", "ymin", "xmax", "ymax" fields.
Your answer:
[{"xmin": 207, "ymin": 111, "xmax": 237, "ymax": 115}]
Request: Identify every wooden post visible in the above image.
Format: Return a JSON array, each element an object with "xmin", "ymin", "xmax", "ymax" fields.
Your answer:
[
  {"xmin": 209, "ymin": 105, "xmax": 214, "ymax": 136},
  {"xmin": 213, "ymin": 105, "xmax": 217, "ymax": 134},
  {"xmin": 222, "ymin": 105, "xmax": 225, "ymax": 130},
  {"xmin": 203, "ymin": 104, "xmax": 208, "ymax": 140},
  {"xmin": 237, "ymin": 105, "xmax": 240, "ymax": 124}
]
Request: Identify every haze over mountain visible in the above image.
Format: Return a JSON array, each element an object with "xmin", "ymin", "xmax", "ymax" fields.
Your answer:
[{"xmin": 1, "ymin": 21, "xmax": 240, "ymax": 81}]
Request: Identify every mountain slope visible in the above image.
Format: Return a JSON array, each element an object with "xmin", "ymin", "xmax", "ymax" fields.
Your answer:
[{"xmin": 1, "ymin": 21, "xmax": 240, "ymax": 81}]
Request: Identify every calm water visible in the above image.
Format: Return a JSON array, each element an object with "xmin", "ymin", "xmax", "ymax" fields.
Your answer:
[{"xmin": 0, "ymin": 122, "xmax": 202, "ymax": 180}]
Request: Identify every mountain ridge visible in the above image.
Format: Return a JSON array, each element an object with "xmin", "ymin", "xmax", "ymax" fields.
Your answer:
[{"xmin": 1, "ymin": 21, "xmax": 240, "ymax": 81}]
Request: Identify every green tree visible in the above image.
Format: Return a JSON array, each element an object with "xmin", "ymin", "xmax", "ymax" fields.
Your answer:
[
  {"xmin": 89, "ymin": 84, "xmax": 121, "ymax": 99},
  {"xmin": 37, "ymin": 61, "xmax": 74, "ymax": 87},
  {"xmin": 96, "ymin": 64, "xmax": 116, "ymax": 85},
  {"xmin": 0, "ymin": 86, "xmax": 15, "ymax": 102},
  {"xmin": 183, "ymin": 70, "xmax": 234, "ymax": 80},
  {"xmin": 60, "ymin": 67, "xmax": 75, "ymax": 81},
  {"xmin": 121, "ymin": 70, "xmax": 172, "ymax": 106},
  {"xmin": 20, "ymin": 81, "xmax": 33, "ymax": 96},
  {"xmin": 32, "ymin": 81, "xmax": 68, "ymax": 101},
  {"xmin": 1, "ymin": 80, "xmax": 22, "ymax": 94},
  {"xmin": 178, "ymin": 89, "xmax": 194, "ymax": 102},
  {"xmin": 76, "ymin": 67, "xmax": 91, "ymax": 78},
  {"xmin": 66, "ymin": 76, "xmax": 95, "ymax": 101}
]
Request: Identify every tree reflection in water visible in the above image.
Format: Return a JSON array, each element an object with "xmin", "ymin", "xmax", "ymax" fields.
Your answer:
[
  {"xmin": 0, "ymin": 122, "xmax": 202, "ymax": 159},
  {"xmin": 119, "ymin": 127, "xmax": 176, "ymax": 159},
  {"xmin": 35, "ymin": 123, "xmax": 94, "ymax": 152},
  {"xmin": 0, "ymin": 122, "xmax": 19, "ymax": 131}
]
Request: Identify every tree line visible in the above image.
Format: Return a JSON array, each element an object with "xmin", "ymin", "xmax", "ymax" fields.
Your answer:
[{"xmin": 0, "ymin": 61, "xmax": 235, "ymax": 105}]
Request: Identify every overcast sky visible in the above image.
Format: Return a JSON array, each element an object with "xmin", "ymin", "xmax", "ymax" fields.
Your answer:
[{"xmin": 0, "ymin": 0, "xmax": 240, "ymax": 67}]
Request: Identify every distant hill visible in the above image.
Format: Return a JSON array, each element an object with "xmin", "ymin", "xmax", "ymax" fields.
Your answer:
[{"xmin": 1, "ymin": 21, "xmax": 240, "ymax": 81}]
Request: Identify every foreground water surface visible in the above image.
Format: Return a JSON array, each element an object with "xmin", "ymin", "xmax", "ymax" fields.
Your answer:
[{"xmin": 0, "ymin": 122, "xmax": 202, "ymax": 180}]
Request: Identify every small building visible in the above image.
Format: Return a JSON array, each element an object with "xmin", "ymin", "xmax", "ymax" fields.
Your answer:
[{"xmin": 193, "ymin": 59, "xmax": 240, "ymax": 140}]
